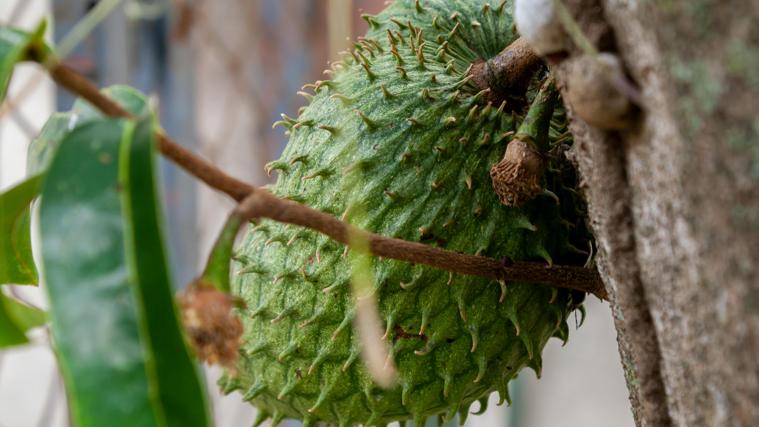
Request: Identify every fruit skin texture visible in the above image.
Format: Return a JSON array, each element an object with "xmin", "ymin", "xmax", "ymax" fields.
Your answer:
[{"xmin": 223, "ymin": 1, "xmax": 587, "ymax": 426}]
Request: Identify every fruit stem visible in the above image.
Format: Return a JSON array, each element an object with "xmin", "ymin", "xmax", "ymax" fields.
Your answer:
[
  {"xmin": 490, "ymin": 79, "xmax": 558, "ymax": 206},
  {"xmin": 46, "ymin": 61, "xmax": 608, "ymax": 301},
  {"xmin": 469, "ymin": 37, "xmax": 544, "ymax": 107},
  {"xmin": 198, "ymin": 211, "xmax": 244, "ymax": 293},
  {"xmin": 515, "ymin": 77, "xmax": 558, "ymax": 152}
]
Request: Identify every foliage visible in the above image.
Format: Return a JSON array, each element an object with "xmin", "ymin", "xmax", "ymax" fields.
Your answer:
[
  {"xmin": 0, "ymin": 27, "xmax": 210, "ymax": 426},
  {"xmin": 0, "ymin": 176, "xmax": 41, "ymax": 285},
  {"xmin": 0, "ymin": 292, "xmax": 46, "ymax": 348}
]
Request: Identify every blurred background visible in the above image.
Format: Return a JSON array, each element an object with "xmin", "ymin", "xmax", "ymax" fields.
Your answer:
[{"xmin": 0, "ymin": 1, "xmax": 634, "ymax": 426}]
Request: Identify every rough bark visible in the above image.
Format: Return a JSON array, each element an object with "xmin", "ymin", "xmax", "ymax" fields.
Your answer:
[{"xmin": 555, "ymin": 1, "xmax": 759, "ymax": 426}]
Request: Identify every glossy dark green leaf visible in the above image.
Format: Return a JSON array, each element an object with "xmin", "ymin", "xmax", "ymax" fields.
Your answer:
[
  {"xmin": 0, "ymin": 175, "xmax": 42, "ymax": 285},
  {"xmin": 19, "ymin": 87, "xmax": 151, "ymax": 287},
  {"xmin": 40, "ymin": 118, "xmax": 210, "ymax": 427},
  {"xmin": 41, "ymin": 120, "xmax": 157, "ymax": 426},
  {"xmin": 0, "ymin": 22, "xmax": 49, "ymax": 101}
]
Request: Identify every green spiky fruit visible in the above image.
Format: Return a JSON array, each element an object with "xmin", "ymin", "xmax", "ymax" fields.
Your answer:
[{"xmin": 223, "ymin": 1, "xmax": 589, "ymax": 426}]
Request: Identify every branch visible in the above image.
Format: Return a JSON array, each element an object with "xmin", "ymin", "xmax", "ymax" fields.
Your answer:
[
  {"xmin": 236, "ymin": 191, "xmax": 605, "ymax": 299},
  {"xmin": 48, "ymin": 64, "xmax": 255, "ymax": 201},
  {"xmin": 47, "ymin": 62, "xmax": 608, "ymax": 301}
]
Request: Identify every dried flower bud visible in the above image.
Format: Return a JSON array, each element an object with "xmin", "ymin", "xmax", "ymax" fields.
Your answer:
[
  {"xmin": 563, "ymin": 52, "xmax": 634, "ymax": 130},
  {"xmin": 490, "ymin": 138, "xmax": 545, "ymax": 206},
  {"xmin": 178, "ymin": 282, "xmax": 244, "ymax": 370}
]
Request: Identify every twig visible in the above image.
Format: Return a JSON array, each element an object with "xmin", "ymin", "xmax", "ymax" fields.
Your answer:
[
  {"xmin": 48, "ymin": 64, "xmax": 255, "ymax": 201},
  {"xmin": 236, "ymin": 191, "xmax": 606, "ymax": 299},
  {"xmin": 47, "ymin": 62, "xmax": 608, "ymax": 300},
  {"xmin": 2, "ymin": 0, "xmax": 121, "ymax": 119}
]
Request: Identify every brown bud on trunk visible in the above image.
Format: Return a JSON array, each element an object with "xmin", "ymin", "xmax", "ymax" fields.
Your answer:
[
  {"xmin": 490, "ymin": 139, "xmax": 545, "ymax": 206},
  {"xmin": 562, "ymin": 53, "xmax": 636, "ymax": 130},
  {"xmin": 178, "ymin": 282, "xmax": 244, "ymax": 370}
]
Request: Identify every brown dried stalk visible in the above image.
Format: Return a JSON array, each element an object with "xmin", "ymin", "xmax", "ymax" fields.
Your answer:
[{"xmin": 48, "ymin": 62, "xmax": 607, "ymax": 301}]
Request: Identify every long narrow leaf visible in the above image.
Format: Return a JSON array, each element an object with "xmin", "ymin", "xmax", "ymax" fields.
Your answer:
[
  {"xmin": 120, "ymin": 118, "xmax": 211, "ymax": 427},
  {"xmin": 0, "ymin": 175, "xmax": 42, "ymax": 285},
  {"xmin": 40, "ymin": 118, "xmax": 210, "ymax": 427},
  {"xmin": 41, "ymin": 120, "xmax": 159, "ymax": 426}
]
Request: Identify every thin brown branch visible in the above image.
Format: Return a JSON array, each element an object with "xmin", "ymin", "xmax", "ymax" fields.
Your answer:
[
  {"xmin": 238, "ymin": 191, "xmax": 607, "ymax": 299},
  {"xmin": 47, "ymin": 62, "xmax": 607, "ymax": 301},
  {"xmin": 48, "ymin": 64, "xmax": 255, "ymax": 201}
]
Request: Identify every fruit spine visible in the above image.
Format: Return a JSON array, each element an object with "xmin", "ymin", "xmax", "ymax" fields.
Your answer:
[{"xmin": 222, "ymin": 1, "xmax": 590, "ymax": 426}]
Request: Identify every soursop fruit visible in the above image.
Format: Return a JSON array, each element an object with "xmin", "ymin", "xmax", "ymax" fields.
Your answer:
[{"xmin": 222, "ymin": 1, "xmax": 590, "ymax": 425}]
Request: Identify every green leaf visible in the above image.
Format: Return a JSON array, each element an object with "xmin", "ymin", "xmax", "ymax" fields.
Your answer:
[
  {"xmin": 121, "ymin": 118, "xmax": 211, "ymax": 426},
  {"xmin": 17, "ymin": 86, "xmax": 150, "ymax": 287},
  {"xmin": 2, "ymin": 292, "xmax": 47, "ymax": 330},
  {"xmin": 73, "ymin": 85, "xmax": 150, "ymax": 119},
  {"xmin": 40, "ymin": 118, "xmax": 210, "ymax": 427},
  {"xmin": 27, "ymin": 86, "xmax": 150, "ymax": 178},
  {"xmin": 0, "ymin": 175, "xmax": 42, "ymax": 285},
  {"xmin": 27, "ymin": 113, "xmax": 76, "ymax": 176},
  {"xmin": 0, "ymin": 22, "xmax": 49, "ymax": 101},
  {"xmin": 0, "ymin": 294, "xmax": 30, "ymax": 348},
  {"xmin": 0, "ymin": 292, "xmax": 46, "ymax": 349},
  {"xmin": 515, "ymin": 79, "xmax": 559, "ymax": 152},
  {"xmin": 200, "ymin": 213, "xmax": 242, "ymax": 293}
]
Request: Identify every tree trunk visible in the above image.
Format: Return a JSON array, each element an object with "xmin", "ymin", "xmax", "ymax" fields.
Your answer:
[{"xmin": 554, "ymin": 1, "xmax": 759, "ymax": 426}]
